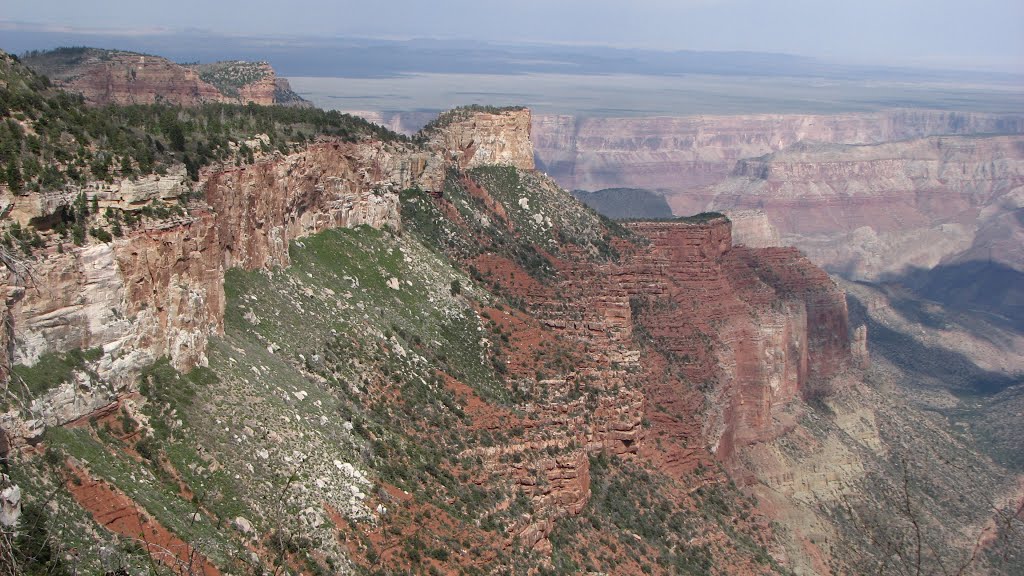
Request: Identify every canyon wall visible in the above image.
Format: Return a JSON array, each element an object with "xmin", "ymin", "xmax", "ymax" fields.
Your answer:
[
  {"xmin": 533, "ymin": 110, "xmax": 1024, "ymax": 203},
  {"xmin": 447, "ymin": 210, "xmax": 854, "ymax": 549},
  {"xmin": 0, "ymin": 99, "xmax": 879, "ymax": 572},
  {"xmin": 709, "ymin": 135, "xmax": 1024, "ymax": 279},
  {"xmin": 205, "ymin": 140, "xmax": 442, "ymax": 270},
  {"xmin": 613, "ymin": 218, "xmax": 851, "ymax": 456},
  {"xmin": 534, "ymin": 112, "xmax": 1024, "ymax": 280}
]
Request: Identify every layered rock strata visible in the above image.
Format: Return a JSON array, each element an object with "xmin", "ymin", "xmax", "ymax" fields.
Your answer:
[
  {"xmin": 519, "ymin": 214, "xmax": 852, "ymax": 461},
  {"xmin": 708, "ymin": 135, "xmax": 1024, "ymax": 278},
  {"xmin": 478, "ymin": 213, "xmax": 854, "ymax": 551},
  {"xmin": 533, "ymin": 110, "xmax": 1024, "ymax": 201},
  {"xmin": 2, "ymin": 136, "xmax": 448, "ymax": 431},
  {"xmin": 533, "ymin": 111, "xmax": 1024, "ymax": 279},
  {"xmin": 614, "ymin": 219, "xmax": 850, "ymax": 456},
  {"xmin": 1, "ymin": 107, "xmax": 864, "ymax": 569}
]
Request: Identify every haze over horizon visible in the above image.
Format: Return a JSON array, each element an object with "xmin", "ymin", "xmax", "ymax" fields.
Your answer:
[{"xmin": 3, "ymin": 0, "xmax": 1024, "ymax": 73}]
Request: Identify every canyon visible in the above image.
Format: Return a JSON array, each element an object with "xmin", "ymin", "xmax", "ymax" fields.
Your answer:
[
  {"xmin": 531, "ymin": 111, "xmax": 1024, "ymax": 284},
  {"xmin": 2, "ymin": 48, "xmax": 1021, "ymax": 575}
]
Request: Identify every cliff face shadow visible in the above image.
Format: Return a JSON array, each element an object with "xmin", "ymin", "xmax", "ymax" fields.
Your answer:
[
  {"xmin": 853, "ymin": 261, "xmax": 1024, "ymax": 472},
  {"xmin": 570, "ymin": 188, "xmax": 675, "ymax": 220},
  {"xmin": 847, "ymin": 294, "xmax": 1020, "ymax": 396},
  {"xmin": 884, "ymin": 260, "xmax": 1024, "ymax": 333}
]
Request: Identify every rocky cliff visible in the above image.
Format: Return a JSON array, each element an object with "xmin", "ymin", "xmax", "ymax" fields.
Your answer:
[
  {"xmin": 205, "ymin": 140, "xmax": 441, "ymax": 270},
  {"xmin": 423, "ymin": 107, "xmax": 535, "ymax": 170},
  {"xmin": 723, "ymin": 209, "xmax": 782, "ymax": 247},
  {"xmin": 614, "ymin": 218, "xmax": 850, "ymax": 456},
  {"xmin": 22, "ymin": 48, "xmax": 310, "ymax": 107},
  {"xmin": 1, "ymin": 140, "xmax": 444, "ymax": 437}
]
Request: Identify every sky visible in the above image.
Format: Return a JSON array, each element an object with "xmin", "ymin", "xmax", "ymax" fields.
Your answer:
[{"xmin": 4, "ymin": 0, "xmax": 1024, "ymax": 72}]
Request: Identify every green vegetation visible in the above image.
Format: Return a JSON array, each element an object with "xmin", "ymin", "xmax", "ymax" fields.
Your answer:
[
  {"xmin": 469, "ymin": 166, "xmax": 624, "ymax": 260},
  {"xmin": 541, "ymin": 454, "xmax": 787, "ymax": 575},
  {"xmin": 19, "ymin": 46, "xmax": 160, "ymax": 70},
  {"xmin": 401, "ymin": 164, "xmax": 623, "ymax": 284},
  {"xmin": 12, "ymin": 501, "xmax": 72, "ymax": 576},
  {"xmin": 43, "ymin": 425, "xmax": 244, "ymax": 569},
  {"xmin": 1, "ymin": 220, "xmax": 46, "ymax": 255},
  {"xmin": 415, "ymin": 104, "xmax": 526, "ymax": 140},
  {"xmin": 401, "ymin": 172, "xmax": 558, "ymax": 281},
  {"xmin": 0, "ymin": 50, "xmax": 405, "ymax": 196},
  {"xmin": 193, "ymin": 61, "xmax": 270, "ymax": 98},
  {"xmin": 169, "ymin": 225, "xmax": 536, "ymax": 571},
  {"xmin": 9, "ymin": 347, "xmax": 102, "ymax": 399}
]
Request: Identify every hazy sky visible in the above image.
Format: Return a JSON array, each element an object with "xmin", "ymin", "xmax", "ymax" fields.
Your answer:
[{"xmin": 5, "ymin": 0, "xmax": 1024, "ymax": 72}]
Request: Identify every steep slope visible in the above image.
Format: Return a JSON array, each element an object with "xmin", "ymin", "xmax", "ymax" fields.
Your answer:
[{"xmin": 21, "ymin": 47, "xmax": 311, "ymax": 107}]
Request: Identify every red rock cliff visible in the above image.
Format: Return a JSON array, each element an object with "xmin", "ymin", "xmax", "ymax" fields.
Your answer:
[
  {"xmin": 616, "ymin": 217, "xmax": 850, "ymax": 457},
  {"xmin": 205, "ymin": 140, "xmax": 441, "ymax": 269}
]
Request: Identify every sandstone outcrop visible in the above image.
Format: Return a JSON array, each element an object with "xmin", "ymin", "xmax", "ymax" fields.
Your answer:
[
  {"xmin": 723, "ymin": 209, "xmax": 781, "ymax": 248},
  {"xmin": 470, "ymin": 212, "xmax": 856, "ymax": 555},
  {"xmin": 205, "ymin": 140, "xmax": 442, "ymax": 270},
  {"xmin": 0, "ymin": 141, "xmax": 445, "ymax": 437},
  {"xmin": 5, "ymin": 214, "xmax": 223, "ymax": 429},
  {"xmin": 3, "ymin": 165, "xmax": 192, "ymax": 229},
  {"xmin": 0, "ymin": 477, "xmax": 20, "ymax": 528},
  {"xmin": 517, "ymin": 212, "xmax": 852, "ymax": 460},
  {"xmin": 425, "ymin": 108, "xmax": 535, "ymax": 171}
]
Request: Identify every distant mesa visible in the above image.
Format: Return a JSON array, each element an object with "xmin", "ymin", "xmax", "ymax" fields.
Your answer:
[{"xmin": 20, "ymin": 47, "xmax": 312, "ymax": 108}]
